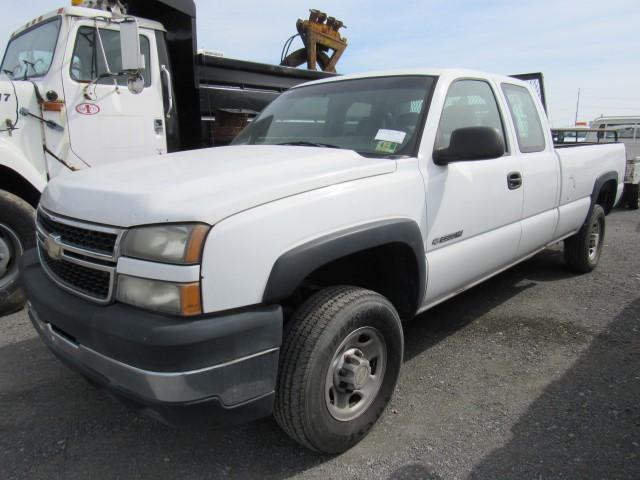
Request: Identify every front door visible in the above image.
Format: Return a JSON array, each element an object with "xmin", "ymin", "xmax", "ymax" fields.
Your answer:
[
  {"xmin": 61, "ymin": 21, "xmax": 166, "ymax": 167},
  {"xmin": 422, "ymin": 78, "xmax": 524, "ymax": 306}
]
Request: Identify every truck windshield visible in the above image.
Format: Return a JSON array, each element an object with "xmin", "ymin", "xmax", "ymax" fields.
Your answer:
[
  {"xmin": 232, "ymin": 75, "xmax": 436, "ymax": 157},
  {"xmin": 1, "ymin": 17, "xmax": 61, "ymax": 79}
]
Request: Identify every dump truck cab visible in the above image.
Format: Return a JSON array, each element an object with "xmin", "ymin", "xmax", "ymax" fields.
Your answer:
[{"xmin": 1, "ymin": 6, "xmax": 170, "ymax": 176}]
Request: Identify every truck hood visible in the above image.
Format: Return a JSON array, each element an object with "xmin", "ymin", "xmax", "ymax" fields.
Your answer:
[{"xmin": 41, "ymin": 145, "xmax": 396, "ymax": 227}]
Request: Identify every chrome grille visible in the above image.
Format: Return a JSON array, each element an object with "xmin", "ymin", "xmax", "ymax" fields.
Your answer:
[
  {"xmin": 36, "ymin": 208, "xmax": 124, "ymax": 303},
  {"xmin": 40, "ymin": 248, "xmax": 111, "ymax": 299},
  {"xmin": 36, "ymin": 209, "xmax": 117, "ymax": 256}
]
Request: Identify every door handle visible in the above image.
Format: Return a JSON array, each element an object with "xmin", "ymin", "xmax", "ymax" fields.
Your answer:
[
  {"xmin": 160, "ymin": 64, "xmax": 173, "ymax": 119},
  {"xmin": 507, "ymin": 172, "xmax": 522, "ymax": 190}
]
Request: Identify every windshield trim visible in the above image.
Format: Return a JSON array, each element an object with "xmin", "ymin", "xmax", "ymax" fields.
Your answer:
[
  {"xmin": 407, "ymin": 75, "xmax": 438, "ymax": 157},
  {"xmin": 234, "ymin": 74, "xmax": 439, "ymax": 158},
  {"xmin": 1, "ymin": 16, "xmax": 62, "ymax": 80}
]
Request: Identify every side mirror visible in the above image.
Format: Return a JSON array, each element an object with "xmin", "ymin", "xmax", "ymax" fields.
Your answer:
[
  {"xmin": 120, "ymin": 19, "xmax": 143, "ymax": 72},
  {"xmin": 120, "ymin": 20, "xmax": 145, "ymax": 94},
  {"xmin": 433, "ymin": 126, "xmax": 505, "ymax": 165}
]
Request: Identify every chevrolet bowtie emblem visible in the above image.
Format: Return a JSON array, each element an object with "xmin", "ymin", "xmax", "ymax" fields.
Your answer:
[{"xmin": 45, "ymin": 234, "xmax": 63, "ymax": 260}]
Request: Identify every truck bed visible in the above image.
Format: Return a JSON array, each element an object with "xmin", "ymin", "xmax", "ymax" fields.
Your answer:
[
  {"xmin": 555, "ymin": 142, "xmax": 626, "ymax": 210},
  {"xmin": 197, "ymin": 54, "xmax": 333, "ymax": 118}
]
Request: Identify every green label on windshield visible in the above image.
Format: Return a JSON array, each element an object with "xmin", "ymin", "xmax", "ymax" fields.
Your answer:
[{"xmin": 375, "ymin": 140, "xmax": 398, "ymax": 154}]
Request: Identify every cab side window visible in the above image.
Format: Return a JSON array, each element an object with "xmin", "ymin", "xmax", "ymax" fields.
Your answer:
[
  {"xmin": 434, "ymin": 79, "xmax": 508, "ymax": 152},
  {"xmin": 501, "ymin": 84, "xmax": 546, "ymax": 153},
  {"xmin": 71, "ymin": 27, "xmax": 151, "ymax": 87}
]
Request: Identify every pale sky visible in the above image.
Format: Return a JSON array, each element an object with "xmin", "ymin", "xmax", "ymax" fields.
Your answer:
[{"xmin": 1, "ymin": 0, "xmax": 638, "ymax": 126}]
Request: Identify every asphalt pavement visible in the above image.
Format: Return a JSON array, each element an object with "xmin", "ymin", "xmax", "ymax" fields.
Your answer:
[{"xmin": 1, "ymin": 208, "xmax": 639, "ymax": 479}]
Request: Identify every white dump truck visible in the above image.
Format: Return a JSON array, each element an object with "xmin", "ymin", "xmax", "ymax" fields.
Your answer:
[{"xmin": 0, "ymin": 0, "xmax": 329, "ymax": 314}]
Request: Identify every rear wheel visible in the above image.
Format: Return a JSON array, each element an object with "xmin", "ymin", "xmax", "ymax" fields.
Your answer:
[
  {"xmin": 274, "ymin": 286, "xmax": 403, "ymax": 454},
  {"xmin": 0, "ymin": 191, "xmax": 36, "ymax": 316},
  {"xmin": 564, "ymin": 204, "xmax": 605, "ymax": 273}
]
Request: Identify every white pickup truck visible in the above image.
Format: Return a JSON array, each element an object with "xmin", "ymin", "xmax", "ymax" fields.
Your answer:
[{"xmin": 21, "ymin": 69, "xmax": 626, "ymax": 453}]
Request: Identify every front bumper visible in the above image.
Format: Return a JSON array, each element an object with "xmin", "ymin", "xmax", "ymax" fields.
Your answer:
[{"xmin": 20, "ymin": 249, "xmax": 283, "ymax": 426}]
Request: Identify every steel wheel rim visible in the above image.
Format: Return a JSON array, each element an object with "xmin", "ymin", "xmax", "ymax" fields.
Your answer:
[
  {"xmin": 588, "ymin": 218, "xmax": 601, "ymax": 261},
  {"xmin": 0, "ymin": 223, "xmax": 23, "ymax": 290},
  {"xmin": 324, "ymin": 326, "xmax": 387, "ymax": 422}
]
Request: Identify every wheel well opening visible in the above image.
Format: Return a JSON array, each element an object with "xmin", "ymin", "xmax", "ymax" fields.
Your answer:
[
  {"xmin": 596, "ymin": 179, "xmax": 617, "ymax": 214},
  {"xmin": 284, "ymin": 243, "xmax": 421, "ymax": 320},
  {"xmin": 0, "ymin": 166, "xmax": 41, "ymax": 208}
]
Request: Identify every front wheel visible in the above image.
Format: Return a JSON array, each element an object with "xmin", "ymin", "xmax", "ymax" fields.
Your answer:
[
  {"xmin": 564, "ymin": 204, "xmax": 605, "ymax": 273},
  {"xmin": 0, "ymin": 191, "xmax": 36, "ymax": 316},
  {"xmin": 274, "ymin": 286, "xmax": 403, "ymax": 454}
]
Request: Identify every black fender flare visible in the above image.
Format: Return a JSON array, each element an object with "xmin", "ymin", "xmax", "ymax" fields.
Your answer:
[
  {"xmin": 589, "ymin": 171, "xmax": 618, "ymax": 218},
  {"xmin": 262, "ymin": 219, "xmax": 426, "ymax": 310}
]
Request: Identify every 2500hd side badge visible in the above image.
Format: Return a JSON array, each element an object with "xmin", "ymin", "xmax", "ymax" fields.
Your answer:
[{"xmin": 432, "ymin": 230, "xmax": 463, "ymax": 246}]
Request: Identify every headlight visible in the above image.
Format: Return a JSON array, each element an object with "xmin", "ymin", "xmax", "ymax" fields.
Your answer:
[
  {"xmin": 116, "ymin": 275, "xmax": 202, "ymax": 316},
  {"xmin": 121, "ymin": 223, "xmax": 209, "ymax": 264}
]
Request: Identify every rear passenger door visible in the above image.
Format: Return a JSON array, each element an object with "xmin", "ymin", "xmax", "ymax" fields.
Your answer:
[
  {"xmin": 500, "ymin": 83, "xmax": 560, "ymax": 257},
  {"xmin": 422, "ymin": 79, "xmax": 523, "ymax": 306}
]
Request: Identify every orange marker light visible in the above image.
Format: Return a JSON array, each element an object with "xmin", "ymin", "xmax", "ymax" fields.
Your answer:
[
  {"xmin": 180, "ymin": 283, "xmax": 202, "ymax": 316},
  {"xmin": 43, "ymin": 101, "xmax": 65, "ymax": 112},
  {"xmin": 184, "ymin": 224, "xmax": 209, "ymax": 264}
]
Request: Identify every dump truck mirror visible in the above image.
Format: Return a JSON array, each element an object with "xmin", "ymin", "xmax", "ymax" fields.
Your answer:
[
  {"xmin": 119, "ymin": 19, "xmax": 144, "ymax": 94},
  {"xmin": 120, "ymin": 19, "xmax": 143, "ymax": 72}
]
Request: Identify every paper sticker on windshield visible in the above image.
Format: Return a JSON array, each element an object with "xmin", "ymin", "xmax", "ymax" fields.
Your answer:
[
  {"xmin": 375, "ymin": 129, "xmax": 406, "ymax": 144},
  {"xmin": 375, "ymin": 140, "xmax": 398, "ymax": 154}
]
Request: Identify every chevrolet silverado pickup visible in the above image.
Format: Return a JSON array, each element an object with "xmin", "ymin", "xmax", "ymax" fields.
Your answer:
[{"xmin": 21, "ymin": 69, "xmax": 626, "ymax": 453}]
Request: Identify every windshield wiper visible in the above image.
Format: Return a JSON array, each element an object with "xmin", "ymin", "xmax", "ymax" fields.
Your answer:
[
  {"xmin": 22, "ymin": 60, "xmax": 36, "ymax": 80},
  {"xmin": 277, "ymin": 141, "xmax": 341, "ymax": 149}
]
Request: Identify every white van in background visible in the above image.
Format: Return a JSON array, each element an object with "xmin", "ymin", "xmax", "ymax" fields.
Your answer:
[{"xmin": 590, "ymin": 116, "xmax": 640, "ymax": 209}]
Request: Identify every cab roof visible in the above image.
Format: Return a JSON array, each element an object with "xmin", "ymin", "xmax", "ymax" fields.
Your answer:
[
  {"xmin": 290, "ymin": 68, "xmax": 529, "ymax": 90},
  {"xmin": 11, "ymin": 6, "xmax": 165, "ymax": 38}
]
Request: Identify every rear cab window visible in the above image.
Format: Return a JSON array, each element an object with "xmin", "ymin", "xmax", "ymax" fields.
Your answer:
[
  {"xmin": 616, "ymin": 125, "xmax": 635, "ymax": 139},
  {"xmin": 501, "ymin": 84, "xmax": 546, "ymax": 153}
]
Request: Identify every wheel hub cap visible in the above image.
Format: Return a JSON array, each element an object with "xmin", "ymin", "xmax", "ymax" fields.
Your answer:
[
  {"xmin": 336, "ymin": 349, "xmax": 371, "ymax": 391},
  {"xmin": 0, "ymin": 223, "xmax": 23, "ymax": 289},
  {"xmin": 325, "ymin": 326, "xmax": 387, "ymax": 422},
  {"xmin": 0, "ymin": 236, "xmax": 10, "ymax": 277}
]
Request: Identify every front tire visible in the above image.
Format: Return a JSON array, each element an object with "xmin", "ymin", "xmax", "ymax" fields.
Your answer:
[
  {"xmin": 0, "ymin": 191, "xmax": 36, "ymax": 316},
  {"xmin": 274, "ymin": 286, "xmax": 403, "ymax": 454},
  {"xmin": 564, "ymin": 204, "xmax": 605, "ymax": 273}
]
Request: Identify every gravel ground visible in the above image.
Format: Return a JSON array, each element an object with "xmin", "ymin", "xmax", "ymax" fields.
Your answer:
[{"xmin": 1, "ymin": 208, "xmax": 639, "ymax": 480}]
